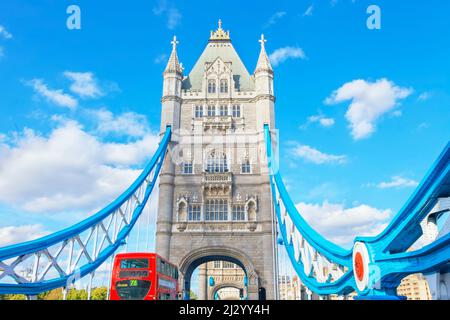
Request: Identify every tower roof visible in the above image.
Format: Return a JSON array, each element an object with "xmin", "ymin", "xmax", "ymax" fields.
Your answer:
[
  {"xmin": 182, "ymin": 20, "xmax": 254, "ymax": 91},
  {"xmin": 164, "ymin": 36, "xmax": 183, "ymax": 75},
  {"xmin": 254, "ymin": 34, "xmax": 273, "ymax": 74}
]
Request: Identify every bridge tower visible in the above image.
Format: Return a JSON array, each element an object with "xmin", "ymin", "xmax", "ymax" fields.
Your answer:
[{"xmin": 156, "ymin": 20, "xmax": 277, "ymax": 300}]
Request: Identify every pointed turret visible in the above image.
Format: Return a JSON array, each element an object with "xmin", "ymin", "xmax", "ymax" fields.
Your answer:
[
  {"xmin": 254, "ymin": 34, "xmax": 275, "ymax": 130},
  {"xmin": 164, "ymin": 36, "xmax": 183, "ymax": 75},
  {"xmin": 161, "ymin": 36, "xmax": 183, "ymax": 132},
  {"xmin": 254, "ymin": 34, "xmax": 273, "ymax": 74}
]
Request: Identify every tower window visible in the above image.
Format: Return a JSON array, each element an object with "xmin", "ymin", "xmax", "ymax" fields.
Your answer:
[
  {"xmin": 232, "ymin": 205, "xmax": 246, "ymax": 221},
  {"xmin": 219, "ymin": 105, "xmax": 228, "ymax": 116},
  {"xmin": 188, "ymin": 204, "xmax": 201, "ymax": 221},
  {"xmin": 206, "ymin": 151, "xmax": 228, "ymax": 173},
  {"xmin": 222, "ymin": 261, "xmax": 236, "ymax": 269},
  {"xmin": 241, "ymin": 159, "xmax": 251, "ymax": 174},
  {"xmin": 182, "ymin": 161, "xmax": 193, "ymax": 174},
  {"xmin": 194, "ymin": 105, "xmax": 203, "ymax": 118},
  {"xmin": 220, "ymin": 79, "xmax": 228, "ymax": 93},
  {"xmin": 232, "ymin": 105, "xmax": 241, "ymax": 117},
  {"xmin": 207, "ymin": 105, "xmax": 216, "ymax": 117},
  {"xmin": 205, "ymin": 199, "xmax": 228, "ymax": 221},
  {"xmin": 208, "ymin": 80, "xmax": 216, "ymax": 93}
]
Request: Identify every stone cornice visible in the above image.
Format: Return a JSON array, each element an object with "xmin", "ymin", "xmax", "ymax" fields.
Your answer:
[
  {"xmin": 254, "ymin": 94, "xmax": 276, "ymax": 102},
  {"xmin": 161, "ymin": 95, "xmax": 183, "ymax": 103}
]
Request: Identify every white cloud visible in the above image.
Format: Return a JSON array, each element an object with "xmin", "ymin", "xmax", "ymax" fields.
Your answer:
[
  {"xmin": 264, "ymin": 11, "xmax": 287, "ymax": 28},
  {"xmin": 269, "ymin": 47, "xmax": 306, "ymax": 66},
  {"xmin": 289, "ymin": 143, "xmax": 347, "ymax": 165},
  {"xmin": 375, "ymin": 176, "xmax": 418, "ymax": 189},
  {"xmin": 303, "ymin": 5, "xmax": 314, "ymax": 17},
  {"xmin": 0, "ymin": 25, "xmax": 13, "ymax": 39},
  {"xmin": 154, "ymin": 53, "xmax": 168, "ymax": 64},
  {"xmin": 418, "ymin": 92, "xmax": 432, "ymax": 101},
  {"xmin": 0, "ymin": 119, "xmax": 159, "ymax": 213},
  {"xmin": 27, "ymin": 79, "xmax": 78, "ymax": 109},
  {"xmin": 64, "ymin": 71, "xmax": 103, "ymax": 99},
  {"xmin": 417, "ymin": 122, "xmax": 429, "ymax": 130},
  {"xmin": 296, "ymin": 201, "xmax": 392, "ymax": 247},
  {"xmin": 308, "ymin": 115, "xmax": 335, "ymax": 128},
  {"xmin": 88, "ymin": 108, "xmax": 150, "ymax": 138},
  {"xmin": 153, "ymin": 0, "xmax": 182, "ymax": 30},
  {"xmin": 325, "ymin": 78, "xmax": 413, "ymax": 140},
  {"xmin": 0, "ymin": 224, "xmax": 48, "ymax": 247}
]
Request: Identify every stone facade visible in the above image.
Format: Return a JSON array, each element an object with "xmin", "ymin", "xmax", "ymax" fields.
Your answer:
[
  {"xmin": 198, "ymin": 261, "xmax": 246, "ymax": 300},
  {"xmin": 155, "ymin": 21, "xmax": 277, "ymax": 300}
]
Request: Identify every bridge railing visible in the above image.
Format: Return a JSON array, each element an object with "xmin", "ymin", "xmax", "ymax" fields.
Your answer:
[
  {"xmin": 265, "ymin": 124, "xmax": 450, "ymax": 299},
  {"xmin": 0, "ymin": 127, "xmax": 172, "ymax": 295},
  {"xmin": 264, "ymin": 125, "xmax": 356, "ymax": 296}
]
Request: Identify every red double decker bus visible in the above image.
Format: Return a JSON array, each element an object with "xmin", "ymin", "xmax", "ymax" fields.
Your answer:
[{"xmin": 109, "ymin": 252, "xmax": 179, "ymax": 300}]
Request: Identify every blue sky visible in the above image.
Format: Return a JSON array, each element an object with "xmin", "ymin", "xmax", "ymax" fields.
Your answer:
[{"xmin": 0, "ymin": 0, "xmax": 449, "ymax": 288}]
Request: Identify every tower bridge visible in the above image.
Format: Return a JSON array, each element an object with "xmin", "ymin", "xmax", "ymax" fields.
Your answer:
[{"xmin": 0, "ymin": 21, "xmax": 449, "ymax": 300}]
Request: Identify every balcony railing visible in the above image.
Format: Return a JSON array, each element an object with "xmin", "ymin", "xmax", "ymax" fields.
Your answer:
[
  {"xmin": 202, "ymin": 172, "xmax": 232, "ymax": 185},
  {"xmin": 202, "ymin": 116, "xmax": 232, "ymax": 131}
]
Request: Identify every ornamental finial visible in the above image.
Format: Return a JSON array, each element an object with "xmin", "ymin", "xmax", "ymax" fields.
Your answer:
[
  {"xmin": 209, "ymin": 19, "xmax": 230, "ymax": 41},
  {"xmin": 171, "ymin": 35, "xmax": 179, "ymax": 51},
  {"xmin": 259, "ymin": 34, "xmax": 267, "ymax": 48}
]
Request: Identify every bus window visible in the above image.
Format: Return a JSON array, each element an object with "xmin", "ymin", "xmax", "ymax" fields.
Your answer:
[
  {"xmin": 120, "ymin": 258, "xmax": 148, "ymax": 269},
  {"xmin": 116, "ymin": 279, "xmax": 151, "ymax": 300}
]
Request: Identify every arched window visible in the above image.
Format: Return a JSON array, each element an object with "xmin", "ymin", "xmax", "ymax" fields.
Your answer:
[
  {"xmin": 206, "ymin": 150, "xmax": 228, "ymax": 173},
  {"xmin": 188, "ymin": 204, "xmax": 201, "ymax": 221},
  {"xmin": 232, "ymin": 105, "xmax": 241, "ymax": 117},
  {"xmin": 220, "ymin": 79, "xmax": 228, "ymax": 93},
  {"xmin": 208, "ymin": 80, "xmax": 216, "ymax": 93},
  {"xmin": 182, "ymin": 161, "xmax": 193, "ymax": 174},
  {"xmin": 207, "ymin": 105, "xmax": 216, "ymax": 117},
  {"xmin": 232, "ymin": 205, "xmax": 246, "ymax": 221},
  {"xmin": 219, "ymin": 105, "xmax": 228, "ymax": 116},
  {"xmin": 241, "ymin": 158, "xmax": 251, "ymax": 174},
  {"xmin": 194, "ymin": 105, "xmax": 203, "ymax": 118},
  {"xmin": 205, "ymin": 199, "xmax": 228, "ymax": 221}
]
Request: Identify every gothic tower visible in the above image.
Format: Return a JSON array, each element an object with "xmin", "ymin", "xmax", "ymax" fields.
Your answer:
[{"xmin": 155, "ymin": 21, "xmax": 277, "ymax": 300}]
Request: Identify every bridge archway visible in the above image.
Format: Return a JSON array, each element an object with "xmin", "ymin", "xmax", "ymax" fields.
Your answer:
[
  {"xmin": 210, "ymin": 283, "xmax": 242, "ymax": 300},
  {"xmin": 178, "ymin": 246, "xmax": 259, "ymax": 300}
]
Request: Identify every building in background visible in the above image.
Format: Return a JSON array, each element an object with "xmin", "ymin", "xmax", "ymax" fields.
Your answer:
[
  {"xmin": 421, "ymin": 197, "xmax": 450, "ymax": 300},
  {"xmin": 278, "ymin": 275, "xmax": 304, "ymax": 300},
  {"xmin": 397, "ymin": 274, "xmax": 432, "ymax": 300},
  {"xmin": 198, "ymin": 261, "xmax": 246, "ymax": 300}
]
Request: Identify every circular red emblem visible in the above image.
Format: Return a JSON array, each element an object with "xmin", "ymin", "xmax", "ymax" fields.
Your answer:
[{"xmin": 354, "ymin": 252, "xmax": 364, "ymax": 281}]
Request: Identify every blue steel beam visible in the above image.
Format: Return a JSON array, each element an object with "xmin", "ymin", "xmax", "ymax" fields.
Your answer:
[
  {"xmin": 264, "ymin": 124, "xmax": 450, "ymax": 298},
  {"xmin": 0, "ymin": 126, "xmax": 171, "ymax": 295}
]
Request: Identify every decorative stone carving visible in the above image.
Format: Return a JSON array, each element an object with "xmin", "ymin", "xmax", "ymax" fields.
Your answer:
[
  {"xmin": 246, "ymin": 222, "xmax": 257, "ymax": 232},
  {"xmin": 177, "ymin": 222, "xmax": 187, "ymax": 232},
  {"xmin": 202, "ymin": 172, "xmax": 232, "ymax": 197}
]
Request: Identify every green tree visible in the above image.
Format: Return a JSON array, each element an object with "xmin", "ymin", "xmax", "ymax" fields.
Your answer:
[
  {"xmin": 38, "ymin": 288, "xmax": 63, "ymax": 300},
  {"xmin": 91, "ymin": 287, "xmax": 108, "ymax": 300},
  {"xmin": 2, "ymin": 294, "xmax": 27, "ymax": 300},
  {"xmin": 66, "ymin": 288, "xmax": 88, "ymax": 300},
  {"xmin": 189, "ymin": 290, "xmax": 198, "ymax": 300}
]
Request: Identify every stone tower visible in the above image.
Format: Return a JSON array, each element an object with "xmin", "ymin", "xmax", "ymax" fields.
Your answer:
[{"xmin": 155, "ymin": 20, "xmax": 277, "ymax": 300}]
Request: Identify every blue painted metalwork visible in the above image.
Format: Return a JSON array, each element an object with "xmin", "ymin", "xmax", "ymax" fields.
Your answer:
[
  {"xmin": 0, "ymin": 127, "xmax": 172, "ymax": 295},
  {"xmin": 264, "ymin": 124, "xmax": 450, "ymax": 298}
]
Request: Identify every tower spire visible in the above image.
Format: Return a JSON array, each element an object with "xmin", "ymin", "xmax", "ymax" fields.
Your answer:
[
  {"xmin": 164, "ymin": 35, "xmax": 183, "ymax": 75},
  {"xmin": 254, "ymin": 34, "xmax": 273, "ymax": 74}
]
